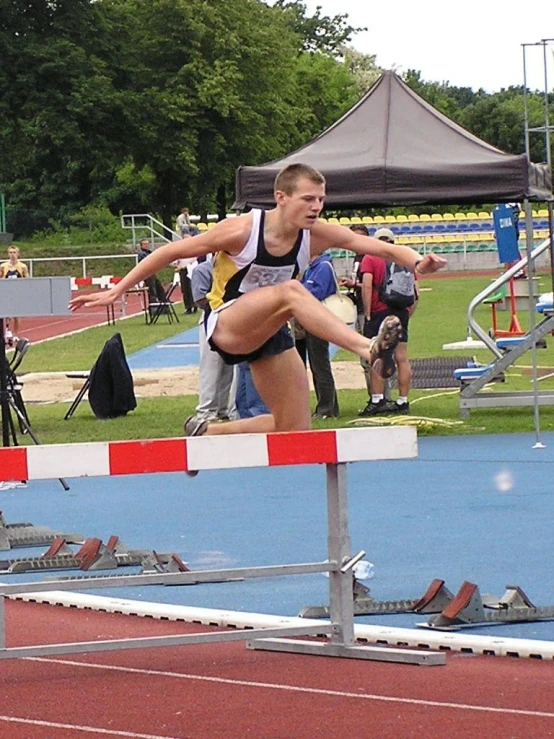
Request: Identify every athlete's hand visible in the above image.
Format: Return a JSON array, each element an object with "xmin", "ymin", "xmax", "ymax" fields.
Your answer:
[
  {"xmin": 416, "ymin": 253, "xmax": 447, "ymax": 274},
  {"xmin": 69, "ymin": 289, "xmax": 117, "ymax": 312}
]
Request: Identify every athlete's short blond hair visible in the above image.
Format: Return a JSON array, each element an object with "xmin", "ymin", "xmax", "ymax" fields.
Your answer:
[{"xmin": 274, "ymin": 164, "xmax": 326, "ymax": 195}]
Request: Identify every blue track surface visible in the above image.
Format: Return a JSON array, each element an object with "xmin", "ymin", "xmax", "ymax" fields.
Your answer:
[
  {"xmin": 127, "ymin": 325, "xmax": 201, "ymax": 369},
  {"xmin": 125, "ymin": 324, "xmax": 340, "ymax": 370},
  {"xmin": 3, "ymin": 432, "xmax": 554, "ymax": 641}
]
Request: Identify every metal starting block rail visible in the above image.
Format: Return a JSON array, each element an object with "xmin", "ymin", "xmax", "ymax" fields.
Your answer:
[
  {"xmin": 300, "ymin": 577, "xmax": 455, "ymax": 619},
  {"xmin": 0, "ymin": 427, "xmax": 445, "ymax": 666}
]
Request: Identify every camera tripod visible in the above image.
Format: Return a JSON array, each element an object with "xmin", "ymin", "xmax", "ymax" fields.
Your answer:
[{"xmin": 0, "ymin": 318, "xmax": 69, "ymax": 491}]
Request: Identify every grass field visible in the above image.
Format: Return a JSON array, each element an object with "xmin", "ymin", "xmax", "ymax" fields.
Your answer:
[{"xmin": 13, "ymin": 273, "xmax": 554, "ymax": 445}]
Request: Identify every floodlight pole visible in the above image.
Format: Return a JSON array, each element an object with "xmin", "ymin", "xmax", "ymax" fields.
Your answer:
[{"xmin": 521, "ymin": 39, "xmax": 554, "ymax": 448}]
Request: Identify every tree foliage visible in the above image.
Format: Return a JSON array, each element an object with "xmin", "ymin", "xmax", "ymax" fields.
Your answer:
[{"xmin": 0, "ymin": 0, "xmax": 552, "ymax": 238}]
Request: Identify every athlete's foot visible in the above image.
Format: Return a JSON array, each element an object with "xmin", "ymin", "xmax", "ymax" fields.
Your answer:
[
  {"xmin": 368, "ymin": 316, "xmax": 402, "ymax": 379},
  {"xmin": 183, "ymin": 415, "xmax": 209, "ymax": 477}
]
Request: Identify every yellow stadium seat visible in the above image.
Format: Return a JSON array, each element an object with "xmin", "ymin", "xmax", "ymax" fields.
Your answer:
[
  {"xmin": 408, "ymin": 235, "xmax": 423, "ymax": 244},
  {"xmin": 419, "ymin": 213, "xmax": 431, "ymax": 221},
  {"xmin": 327, "ymin": 217, "xmax": 340, "ymax": 225},
  {"xmin": 318, "ymin": 217, "xmax": 327, "ymax": 223},
  {"xmin": 442, "ymin": 213, "xmax": 455, "ymax": 221},
  {"xmin": 478, "ymin": 211, "xmax": 491, "ymax": 219},
  {"xmin": 538, "ymin": 209, "xmax": 548, "ymax": 217},
  {"xmin": 532, "ymin": 210, "xmax": 539, "ymax": 218},
  {"xmin": 373, "ymin": 215, "xmax": 386, "ymax": 224},
  {"xmin": 466, "ymin": 212, "xmax": 478, "ymax": 220},
  {"xmin": 350, "ymin": 216, "xmax": 363, "ymax": 224},
  {"xmin": 397, "ymin": 236, "xmax": 410, "ymax": 244},
  {"xmin": 455, "ymin": 212, "xmax": 467, "ymax": 220},
  {"xmin": 339, "ymin": 217, "xmax": 351, "ymax": 225},
  {"xmin": 197, "ymin": 222, "xmax": 208, "ymax": 231},
  {"xmin": 431, "ymin": 213, "xmax": 443, "ymax": 221},
  {"xmin": 396, "ymin": 214, "xmax": 408, "ymax": 223},
  {"xmin": 207, "ymin": 222, "xmax": 217, "ymax": 229},
  {"xmin": 408, "ymin": 214, "xmax": 419, "ymax": 222},
  {"xmin": 384, "ymin": 215, "xmax": 397, "ymax": 223},
  {"xmin": 445, "ymin": 234, "xmax": 457, "ymax": 242},
  {"xmin": 362, "ymin": 216, "xmax": 374, "ymax": 224}
]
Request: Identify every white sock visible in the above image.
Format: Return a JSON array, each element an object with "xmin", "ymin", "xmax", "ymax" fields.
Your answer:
[
  {"xmin": 397, "ymin": 396, "xmax": 408, "ymax": 405},
  {"xmin": 371, "ymin": 394, "xmax": 384, "ymax": 404}
]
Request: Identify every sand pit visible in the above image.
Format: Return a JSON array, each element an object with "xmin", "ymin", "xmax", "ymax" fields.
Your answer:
[{"xmin": 21, "ymin": 362, "xmax": 368, "ymax": 404}]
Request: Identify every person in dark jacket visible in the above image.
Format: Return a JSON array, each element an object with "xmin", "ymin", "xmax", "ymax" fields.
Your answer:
[{"xmin": 299, "ymin": 252, "xmax": 339, "ymax": 419}]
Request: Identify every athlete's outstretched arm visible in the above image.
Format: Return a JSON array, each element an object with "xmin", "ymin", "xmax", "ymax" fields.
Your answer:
[
  {"xmin": 69, "ymin": 217, "xmax": 248, "ymax": 311},
  {"xmin": 310, "ymin": 221, "xmax": 446, "ymax": 274}
]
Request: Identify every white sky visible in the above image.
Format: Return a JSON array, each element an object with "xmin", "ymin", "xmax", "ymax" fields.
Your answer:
[{"xmin": 302, "ymin": 0, "xmax": 553, "ymax": 93}]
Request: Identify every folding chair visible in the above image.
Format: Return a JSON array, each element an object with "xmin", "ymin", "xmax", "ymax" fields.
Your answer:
[{"xmin": 149, "ymin": 276, "xmax": 180, "ymax": 325}]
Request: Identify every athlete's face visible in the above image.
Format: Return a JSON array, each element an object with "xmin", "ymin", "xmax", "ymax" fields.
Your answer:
[
  {"xmin": 277, "ymin": 177, "xmax": 325, "ymax": 229},
  {"xmin": 7, "ymin": 248, "xmax": 18, "ymax": 263}
]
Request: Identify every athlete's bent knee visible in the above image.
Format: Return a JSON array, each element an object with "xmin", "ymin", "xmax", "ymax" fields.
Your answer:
[{"xmin": 281, "ymin": 279, "xmax": 310, "ymax": 303}]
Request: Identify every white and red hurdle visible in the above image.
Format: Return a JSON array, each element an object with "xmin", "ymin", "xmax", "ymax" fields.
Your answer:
[{"xmin": 0, "ymin": 427, "xmax": 445, "ymax": 666}]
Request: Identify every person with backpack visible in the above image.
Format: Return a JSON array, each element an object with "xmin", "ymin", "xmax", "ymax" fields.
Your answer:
[{"xmin": 358, "ymin": 227, "xmax": 419, "ymax": 416}]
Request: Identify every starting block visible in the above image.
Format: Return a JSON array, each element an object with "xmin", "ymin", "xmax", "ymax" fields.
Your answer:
[
  {"xmin": 0, "ymin": 511, "xmax": 84, "ymax": 551},
  {"xmin": 418, "ymin": 581, "xmax": 554, "ymax": 630},
  {"xmin": 0, "ymin": 535, "xmax": 179, "ymax": 574}
]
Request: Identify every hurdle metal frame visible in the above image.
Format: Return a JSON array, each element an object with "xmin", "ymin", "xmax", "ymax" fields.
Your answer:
[{"xmin": 0, "ymin": 428, "xmax": 444, "ymax": 666}]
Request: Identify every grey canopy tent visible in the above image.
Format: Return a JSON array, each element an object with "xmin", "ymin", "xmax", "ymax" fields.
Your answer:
[{"xmin": 233, "ymin": 70, "xmax": 552, "ymax": 210}]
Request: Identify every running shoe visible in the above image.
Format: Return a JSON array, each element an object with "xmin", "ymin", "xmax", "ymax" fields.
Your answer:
[
  {"xmin": 184, "ymin": 415, "xmax": 209, "ymax": 477},
  {"xmin": 368, "ymin": 316, "xmax": 402, "ymax": 379}
]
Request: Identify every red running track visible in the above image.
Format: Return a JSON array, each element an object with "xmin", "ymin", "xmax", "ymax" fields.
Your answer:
[
  {"xmin": 1, "ymin": 599, "xmax": 554, "ymax": 739},
  {"xmin": 14, "ymin": 291, "xmax": 153, "ymax": 344}
]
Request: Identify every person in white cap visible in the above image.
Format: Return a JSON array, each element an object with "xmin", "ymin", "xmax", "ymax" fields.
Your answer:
[{"xmin": 358, "ymin": 227, "xmax": 419, "ymax": 416}]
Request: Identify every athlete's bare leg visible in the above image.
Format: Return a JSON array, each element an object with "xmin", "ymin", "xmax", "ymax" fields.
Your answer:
[
  {"xmin": 205, "ymin": 348, "xmax": 310, "ymax": 435},
  {"xmin": 213, "ymin": 280, "xmax": 372, "ymax": 359},
  {"xmin": 196, "ymin": 280, "xmax": 399, "ymax": 437}
]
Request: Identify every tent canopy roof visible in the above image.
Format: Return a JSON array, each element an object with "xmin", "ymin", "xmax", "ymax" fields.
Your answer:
[{"xmin": 233, "ymin": 71, "xmax": 552, "ymax": 209}]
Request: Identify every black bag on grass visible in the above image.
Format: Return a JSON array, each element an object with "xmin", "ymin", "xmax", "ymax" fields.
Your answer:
[{"xmin": 88, "ymin": 333, "xmax": 137, "ymax": 419}]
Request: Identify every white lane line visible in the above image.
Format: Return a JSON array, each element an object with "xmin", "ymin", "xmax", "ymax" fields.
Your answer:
[
  {"xmin": 0, "ymin": 714, "xmax": 180, "ymax": 739},
  {"xmin": 26, "ymin": 657, "xmax": 554, "ymax": 719}
]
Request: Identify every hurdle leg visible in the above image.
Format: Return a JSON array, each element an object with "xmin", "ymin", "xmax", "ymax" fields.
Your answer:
[
  {"xmin": 326, "ymin": 462, "xmax": 355, "ymax": 645},
  {"xmin": 249, "ymin": 462, "xmax": 445, "ymax": 665}
]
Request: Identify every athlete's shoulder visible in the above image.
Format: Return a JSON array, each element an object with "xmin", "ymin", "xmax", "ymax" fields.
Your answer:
[{"xmin": 207, "ymin": 212, "xmax": 254, "ymax": 254}]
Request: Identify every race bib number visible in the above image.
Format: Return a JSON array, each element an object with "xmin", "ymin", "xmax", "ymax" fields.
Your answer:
[{"xmin": 239, "ymin": 263, "xmax": 295, "ymax": 293}]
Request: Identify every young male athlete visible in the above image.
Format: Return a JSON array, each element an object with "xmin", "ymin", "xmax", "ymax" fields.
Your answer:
[{"xmin": 70, "ymin": 164, "xmax": 445, "ymax": 437}]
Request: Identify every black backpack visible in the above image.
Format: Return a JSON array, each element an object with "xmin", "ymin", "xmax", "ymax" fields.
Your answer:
[{"xmin": 379, "ymin": 261, "xmax": 415, "ymax": 309}]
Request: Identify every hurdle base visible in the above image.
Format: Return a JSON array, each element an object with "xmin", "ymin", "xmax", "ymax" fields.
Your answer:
[{"xmin": 247, "ymin": 637, "xmax": 445, "ymax": 666}]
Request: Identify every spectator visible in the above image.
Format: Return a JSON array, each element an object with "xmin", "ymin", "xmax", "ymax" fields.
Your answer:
[
  {"xmin": 191, "ymin": 257, "xmax": 236, "ymax": 422},
  {"xmin": 299, "ymin": 251, "xmax": 339, "ymax": 419},
  {"xmin": 173, "ymin": 249, "xmax": 197, "ymax": 315},
  {"xmin": 176, "ymin": 207, "xmax": 200, "ymax": 238},
  {"xmin": 235, "ymin": 362, "xmax": 269, "ymax": 418},
  {"xmin": 358, "ymin": 227, "xmax": 418, "ymax": 416},
  {"xmin": 176, "ymin": 207, "xmax": 192, "ymax": 237},
  {"xmin": 137, "ymin": 238, "xmax": 166, "ymax": 308},
  {"xmin": 0, "ymin": 244, "xmax": 29, "ymax": 345}
]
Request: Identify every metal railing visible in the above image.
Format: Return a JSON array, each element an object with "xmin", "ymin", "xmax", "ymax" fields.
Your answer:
[
  {"xmin": 26, "ymin": 253, "xmax": 138, "ymax": 279},
  {"xmin": 120, "ymin": 213, "xmax": 180, "ymax": 247}
]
